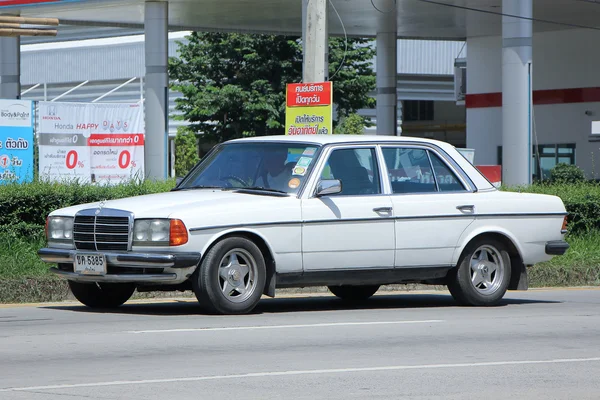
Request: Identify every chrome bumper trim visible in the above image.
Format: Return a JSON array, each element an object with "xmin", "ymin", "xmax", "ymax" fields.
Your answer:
[
  {"xmin": 49, "ymin": 267, "xmax": 178, "ymax": 283},
  {"xmin": 38, "ymin": 248, "xmax": 201, "ymax": 269}
]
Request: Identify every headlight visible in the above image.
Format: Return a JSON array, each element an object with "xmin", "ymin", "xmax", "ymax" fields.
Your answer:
[
  {"xmin": 134, "ymin": 219, "xmax": 170, "ymax": 245},
  {"xmin": 46, "ymin": 216, "xmax": 74, "ymax": 248}
]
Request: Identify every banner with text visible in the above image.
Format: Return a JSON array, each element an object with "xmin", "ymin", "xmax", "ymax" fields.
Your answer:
[
  {"xmin": 285, "ymin": 82, "xmax": 332, "ymax": 135},
  {"xmin": 38, "ymin": 102, "xmax": 144, "ymax": 184},
  {"xmin": 0, "ymin": 99, "xmax": 34, "ymax": 184}
]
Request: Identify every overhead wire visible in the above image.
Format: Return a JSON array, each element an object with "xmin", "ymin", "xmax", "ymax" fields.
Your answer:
[
  {"xmin": 417, "ymin": 0, "xmax": 600, "ymax": 32},
  {"xmin": 328, "ymin": 0, "xmax": 348, "ymax": 81},
  {"xmin": 371, "ymin": 0, "xmax": 397, "ymax": 14}
]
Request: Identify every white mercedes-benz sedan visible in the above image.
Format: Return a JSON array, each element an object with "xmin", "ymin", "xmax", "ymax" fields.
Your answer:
[{"xmin": 38, "ymin": 135, "xmax": 569, "ymax": 314}]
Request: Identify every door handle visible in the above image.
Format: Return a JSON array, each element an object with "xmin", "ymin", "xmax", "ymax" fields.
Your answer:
[
  {"xmin": 457, "ymin": 205, "xmax": 475, "ymax": 214},
  {"xmin": 373, "ymin": 207, "xmax": 393, "ymax": 213}
]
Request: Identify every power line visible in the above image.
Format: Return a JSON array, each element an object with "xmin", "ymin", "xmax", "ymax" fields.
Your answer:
[{"xmin": 417, "ymin": 0, "xmax": 600, "ymax": 32}]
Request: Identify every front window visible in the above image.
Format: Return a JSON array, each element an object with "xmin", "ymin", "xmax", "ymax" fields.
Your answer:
[
  {"xmin": 179, "ymin": 142, "xmax": 320, "ymax": 194},
  {"xmin": 320, "ymin": 147, "xmax": 381, "ymax": 195}
]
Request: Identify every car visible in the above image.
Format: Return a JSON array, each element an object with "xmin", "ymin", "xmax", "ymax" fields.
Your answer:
[{"xmin": 38, "ymin": 135, "xmax": 570, "ymax": 314}]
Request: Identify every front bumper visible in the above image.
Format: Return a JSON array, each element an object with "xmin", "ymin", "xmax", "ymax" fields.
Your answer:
[
  {"xmin": 545, "ymin": 240, "xmax": 570, "ymax": 256},
  {"xmin": 38, "ymin": 248, "xmax": 202, "ymax": 283}
]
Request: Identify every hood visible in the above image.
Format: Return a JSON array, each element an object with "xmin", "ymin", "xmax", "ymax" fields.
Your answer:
[{"xmin": 48, "ymin": 189, "xmax": 293, "ymax": 219}]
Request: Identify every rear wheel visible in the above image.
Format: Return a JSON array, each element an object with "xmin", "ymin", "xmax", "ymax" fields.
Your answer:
[
  {"xmin": 68, "ymin": 281, "xmax": 135, "ymax": 308},
  {"xmin": 193, "ymin": 237, "xmax": 266, "ymax": 315},
  {"xmin": 448, "ymin": 238, "xmax": 511, "ymax": 306},
  {"xmin": 328, "ymin": 285, "xmax": 380, "ymax": 301}
]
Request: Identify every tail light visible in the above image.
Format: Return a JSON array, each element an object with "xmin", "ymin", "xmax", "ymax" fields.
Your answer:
[{"xmin": 561, "ymin": 216, "xmax": 568, "ymax": 233}]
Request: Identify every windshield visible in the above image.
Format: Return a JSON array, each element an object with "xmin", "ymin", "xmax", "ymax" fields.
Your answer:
[{"xmin": 179, "ymin": 142, "xmax": 321, "ymax": 194}]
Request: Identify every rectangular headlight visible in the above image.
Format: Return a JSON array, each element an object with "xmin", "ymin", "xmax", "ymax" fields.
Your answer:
[
  {"xmin": 133, "ymin": 219, "xmax": 170, "ymax": 246},
  {"xmin": 46, "ymin": 216, "xmax": 74, "ymax": 248}
]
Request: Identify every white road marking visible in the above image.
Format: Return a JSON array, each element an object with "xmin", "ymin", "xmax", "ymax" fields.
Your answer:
[
  {"xmin": 127, "ymin": 319, "xmax": 444, "ymax": 334},
  {"xmin": 2, "ymin": 357, "xmax": 600, "ymax": 392}
]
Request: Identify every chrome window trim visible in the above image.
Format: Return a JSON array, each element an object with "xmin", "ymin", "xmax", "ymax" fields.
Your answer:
[{"xmin": 379, "ymin": 143, "xmax": 475, "ymax": 194}]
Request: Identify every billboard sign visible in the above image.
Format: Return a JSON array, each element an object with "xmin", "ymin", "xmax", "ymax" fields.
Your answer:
[
  {"xmin": 285, "ymin": 82, "xmax": 333, "ymax": 135},
  {"xmin": 0, "ymin": 99, "xmax": 34, "ymax": 184},
  {"xmin": 38, "ymin": 102, "xmax": 144, "ymax": 185}
]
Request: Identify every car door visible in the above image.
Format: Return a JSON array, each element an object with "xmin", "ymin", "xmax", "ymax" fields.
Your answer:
[
  {"xmin": 301, "ymin": 146, "xmax": 395, "ymax": 271},
  {"xmin": 381, "ymin": 145, "xmax": 477, "ymax": 268}
]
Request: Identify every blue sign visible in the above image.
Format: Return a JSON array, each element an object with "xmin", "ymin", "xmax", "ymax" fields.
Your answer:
[{"xmin": 0, "ymin": 99, "xmax": 34, "ymax": 184}]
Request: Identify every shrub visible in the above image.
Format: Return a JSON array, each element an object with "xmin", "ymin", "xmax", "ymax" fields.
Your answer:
[
  {"xmin": 174, "ymin": 126, "xmax": 200, "ymax": 177},
  {"xmin": 0, "ymin": 179, "xmax": 175, "ymax": 237},
  {"xmin": 334, "ymin": 113, "xmax": 368, "ymax": 135},
  {"xmin": 548, "ymin": 163, "xmax": 586, "ymax": 184},
  {"xmin": 505, "ymin": 182, "xmax": 600, "ymax": 234}
]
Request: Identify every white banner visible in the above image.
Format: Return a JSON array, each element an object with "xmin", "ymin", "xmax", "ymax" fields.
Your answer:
[{"xmin": 38, "ymin": 102, "xmax": 144, "ymax": 184}]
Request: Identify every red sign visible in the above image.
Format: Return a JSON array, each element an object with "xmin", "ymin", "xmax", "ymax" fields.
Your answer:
[
  {"xmin": 286, "ymin": 82, "xmax": 332, "ymax": 107},
  {"xmin": 87, "ymin": 134, "xmax": 144, "ymax": 147},
  {"xmin": 476, "ymin": 165, "xmax": 502, "ymax": 187}
]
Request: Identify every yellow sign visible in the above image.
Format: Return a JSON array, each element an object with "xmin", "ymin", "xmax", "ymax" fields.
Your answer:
[{"xmin": 285, "ymin": 82, "xmax": 332, "ymax": 135}]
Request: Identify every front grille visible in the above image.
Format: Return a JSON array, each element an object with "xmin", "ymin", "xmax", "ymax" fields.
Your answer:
[{"xmin": 74, "ymin": 212, "xmax": 131, "ymax": 251}]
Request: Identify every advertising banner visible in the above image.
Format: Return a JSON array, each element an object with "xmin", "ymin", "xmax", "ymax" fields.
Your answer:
[
  {"xmin": 0, "ymin": 99, "xmax": 34, "ymax": 184},
  {"xmin": 285, "ymin": 82, "xmax": 332, "ymax": 135},
  {"xmin": 38, "ymin": 102, "xmax": 144, "ymax": 184}
]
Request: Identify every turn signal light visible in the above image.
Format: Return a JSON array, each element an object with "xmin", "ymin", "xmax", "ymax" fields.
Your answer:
[
  {"xmin": 561, "ymin": 216, "xmax": 568, "ymax": 233},
  {"xmin": 169, "ymin": 219, "xmax": 189, "ymax": 246}
]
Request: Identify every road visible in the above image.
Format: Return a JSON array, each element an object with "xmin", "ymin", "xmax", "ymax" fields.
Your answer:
[{"xmin": 1, "ymin": 288, "xmax": 600, "ymax": 399}]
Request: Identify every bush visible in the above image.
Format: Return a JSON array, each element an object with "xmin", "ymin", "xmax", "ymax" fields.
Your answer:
[
  {"xmin": 174, "ymin": 126, "xmax": 200, "ymax": 177},
  {"xmin": 505, "ymin": 182, "xmax": 600, "ymax": 234},
  {"xmin": 334, "ymin": 113, "xmax": 368, "ymax": 135},
  {"xmin": 548, "ymin": 163, "xmax": 586, "ymax": 184},
  {"xmin": 0, "ymin": 179, "xmax": 176, "ymax": 237}
]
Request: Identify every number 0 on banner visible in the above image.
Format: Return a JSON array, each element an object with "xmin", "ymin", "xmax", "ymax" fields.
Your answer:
[{"xmin": 119, "ymin": 150, "xmax": 131, "ymax": 169}]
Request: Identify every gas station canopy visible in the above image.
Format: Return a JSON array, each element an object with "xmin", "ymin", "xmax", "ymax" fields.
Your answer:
[{"xmin": 6, "ymin": 0, "xmax": 600, "ymax": 43}]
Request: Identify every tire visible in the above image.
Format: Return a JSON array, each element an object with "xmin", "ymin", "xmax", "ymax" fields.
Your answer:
[
  {"xmin": 68, "ymin": 281, "xmax": 135, "ymax": 308},
  {"xmin": 328, "ymin": 285, "xmax": 380, "ymax": 301},
  {"xmin": 448, "ymin": 238, "xmax": 512, "ymax": 306},
  {"xmin": 193, "ymin": 236, "xmax": 266, "ymax": 315}
]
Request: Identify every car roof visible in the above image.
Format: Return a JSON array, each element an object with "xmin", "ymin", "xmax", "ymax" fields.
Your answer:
[{"xmin": 229, "ymin": 134, "xmax": 447, "ymax": 147}]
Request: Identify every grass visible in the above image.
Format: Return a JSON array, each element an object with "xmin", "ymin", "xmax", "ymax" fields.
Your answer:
[{"xmin": 0, "ymin": 233, "xmax": 49, "ymax": 279}]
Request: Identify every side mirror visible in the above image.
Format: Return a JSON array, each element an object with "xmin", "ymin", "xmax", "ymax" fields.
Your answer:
[{"xmin": 316, "ymin": 179, "xmax": 342, "ymax": 197}]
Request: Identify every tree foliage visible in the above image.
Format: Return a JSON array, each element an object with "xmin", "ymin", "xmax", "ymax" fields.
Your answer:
[
  {"xmin": 174, "ymin": 126, "xmax": 199, "ymax": 177},
  {"xmin": 169, "ymin": 32, "xmax": 375, "ymax": 144},
  {"xmin": 334, "ymin": 113, "xmax": 368, "ymax": 135}
]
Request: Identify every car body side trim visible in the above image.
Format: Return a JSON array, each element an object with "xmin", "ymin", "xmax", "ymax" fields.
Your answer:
[{"xmin": 189, "ymin": 212, "xmax": 568, "ymax": 232}]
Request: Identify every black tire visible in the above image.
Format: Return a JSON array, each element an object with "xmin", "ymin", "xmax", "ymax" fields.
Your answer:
[
  {"xmin": 328, "ymin": 285, "xmax": 380, "ymax": 301},
  {"xmin": 68, "ymin": 281, "xmax": 135, "ymax": 308},
  {"xmin": 448, "ymin": 238, "xmax": 512, "ymax": 306},
  {"xmin": 193, "ymin": 236, "xmax": 266, "ymax": 315}
]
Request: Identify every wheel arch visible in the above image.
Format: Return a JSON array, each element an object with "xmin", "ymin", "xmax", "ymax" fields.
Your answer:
[
  {"xmin": 453, "ymin": 229, "xmax": 527, "ymax": 291},
  {"xmin": 199, "ymin": 229, "xmax": 277, "ymax": 297}
]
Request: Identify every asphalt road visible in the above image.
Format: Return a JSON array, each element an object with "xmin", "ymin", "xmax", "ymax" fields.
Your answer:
[{"xmin": 1, "ymin": 288, "xmax": 600, "ymax": 399}]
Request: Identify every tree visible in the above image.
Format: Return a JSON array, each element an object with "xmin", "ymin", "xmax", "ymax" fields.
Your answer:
[
  {"xmin": 174, "ymin": 126, "xmax": 199, "ymax": 177},
  {"xmin": 169, "ymin": 32, "xmax": 375, "ymax": 144},
  {"xmin": 334, "ymin": 113, "xmax": 368, "ymax": 135}
]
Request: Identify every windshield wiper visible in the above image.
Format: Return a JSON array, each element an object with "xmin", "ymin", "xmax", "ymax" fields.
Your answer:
[
  {"xmin": 171, "ymin": 185, "xmax": 224, "ymax": 192},
  {"xmin": 234, "ymin": 186, "xmax": 290, "ymax": 196}
]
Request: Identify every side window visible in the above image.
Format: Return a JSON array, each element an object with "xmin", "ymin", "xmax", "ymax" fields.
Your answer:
[
  {"xmin": 382, "ymin": 147, "xmax": 436, "ymax": 194},
  {"xmin": 321, "ymin": 148, "xmax": 381, "ymax": 195},
  {"xmin": 429, "ymin": 152, "xmax": 466, "ymax": 192}
]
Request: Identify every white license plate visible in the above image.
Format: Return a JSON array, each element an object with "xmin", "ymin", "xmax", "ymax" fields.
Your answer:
[{"xmin": 74, "ymin": 253, "xmax": 107, "ymax": 275}]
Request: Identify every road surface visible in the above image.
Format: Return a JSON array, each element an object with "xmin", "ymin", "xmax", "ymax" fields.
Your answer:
[{"xmin": 1, "ymin": 288, "xmax": 599, "ymax": 399}]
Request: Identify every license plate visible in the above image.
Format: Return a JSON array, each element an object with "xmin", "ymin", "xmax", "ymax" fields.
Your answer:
[{"xmin": 74, "ymin": 253, "xmax": 107, "ymax": 275}]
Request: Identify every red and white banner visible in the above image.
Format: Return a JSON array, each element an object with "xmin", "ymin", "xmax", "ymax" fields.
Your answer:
[{"xmin": 38, "ymin": 102, "xmax": 144, "ymax": 185}]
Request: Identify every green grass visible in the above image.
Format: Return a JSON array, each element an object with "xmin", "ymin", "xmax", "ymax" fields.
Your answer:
[
  {"xmin": 0, "ymin": 233, "xmax": 49, "ymax": 279},
  {"xmin": 529, "ymin": 231, "xmax": 600, "ymax": 287}
]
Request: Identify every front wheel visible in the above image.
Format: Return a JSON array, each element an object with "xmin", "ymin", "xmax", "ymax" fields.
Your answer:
[
  {"xmin": 193, "ymin": 237, "xmax": 266, "ymax": 315},
  {"xmin": 328, "ymin": 285, "xmax": 380, "ymax": 301},
  {"xmin": 448, "ymin": 238, "xmax": 512, "ymax": 306},
  {"xmin": 68, "ymin": 281, "xmax": 135, "ymax": 308}
]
